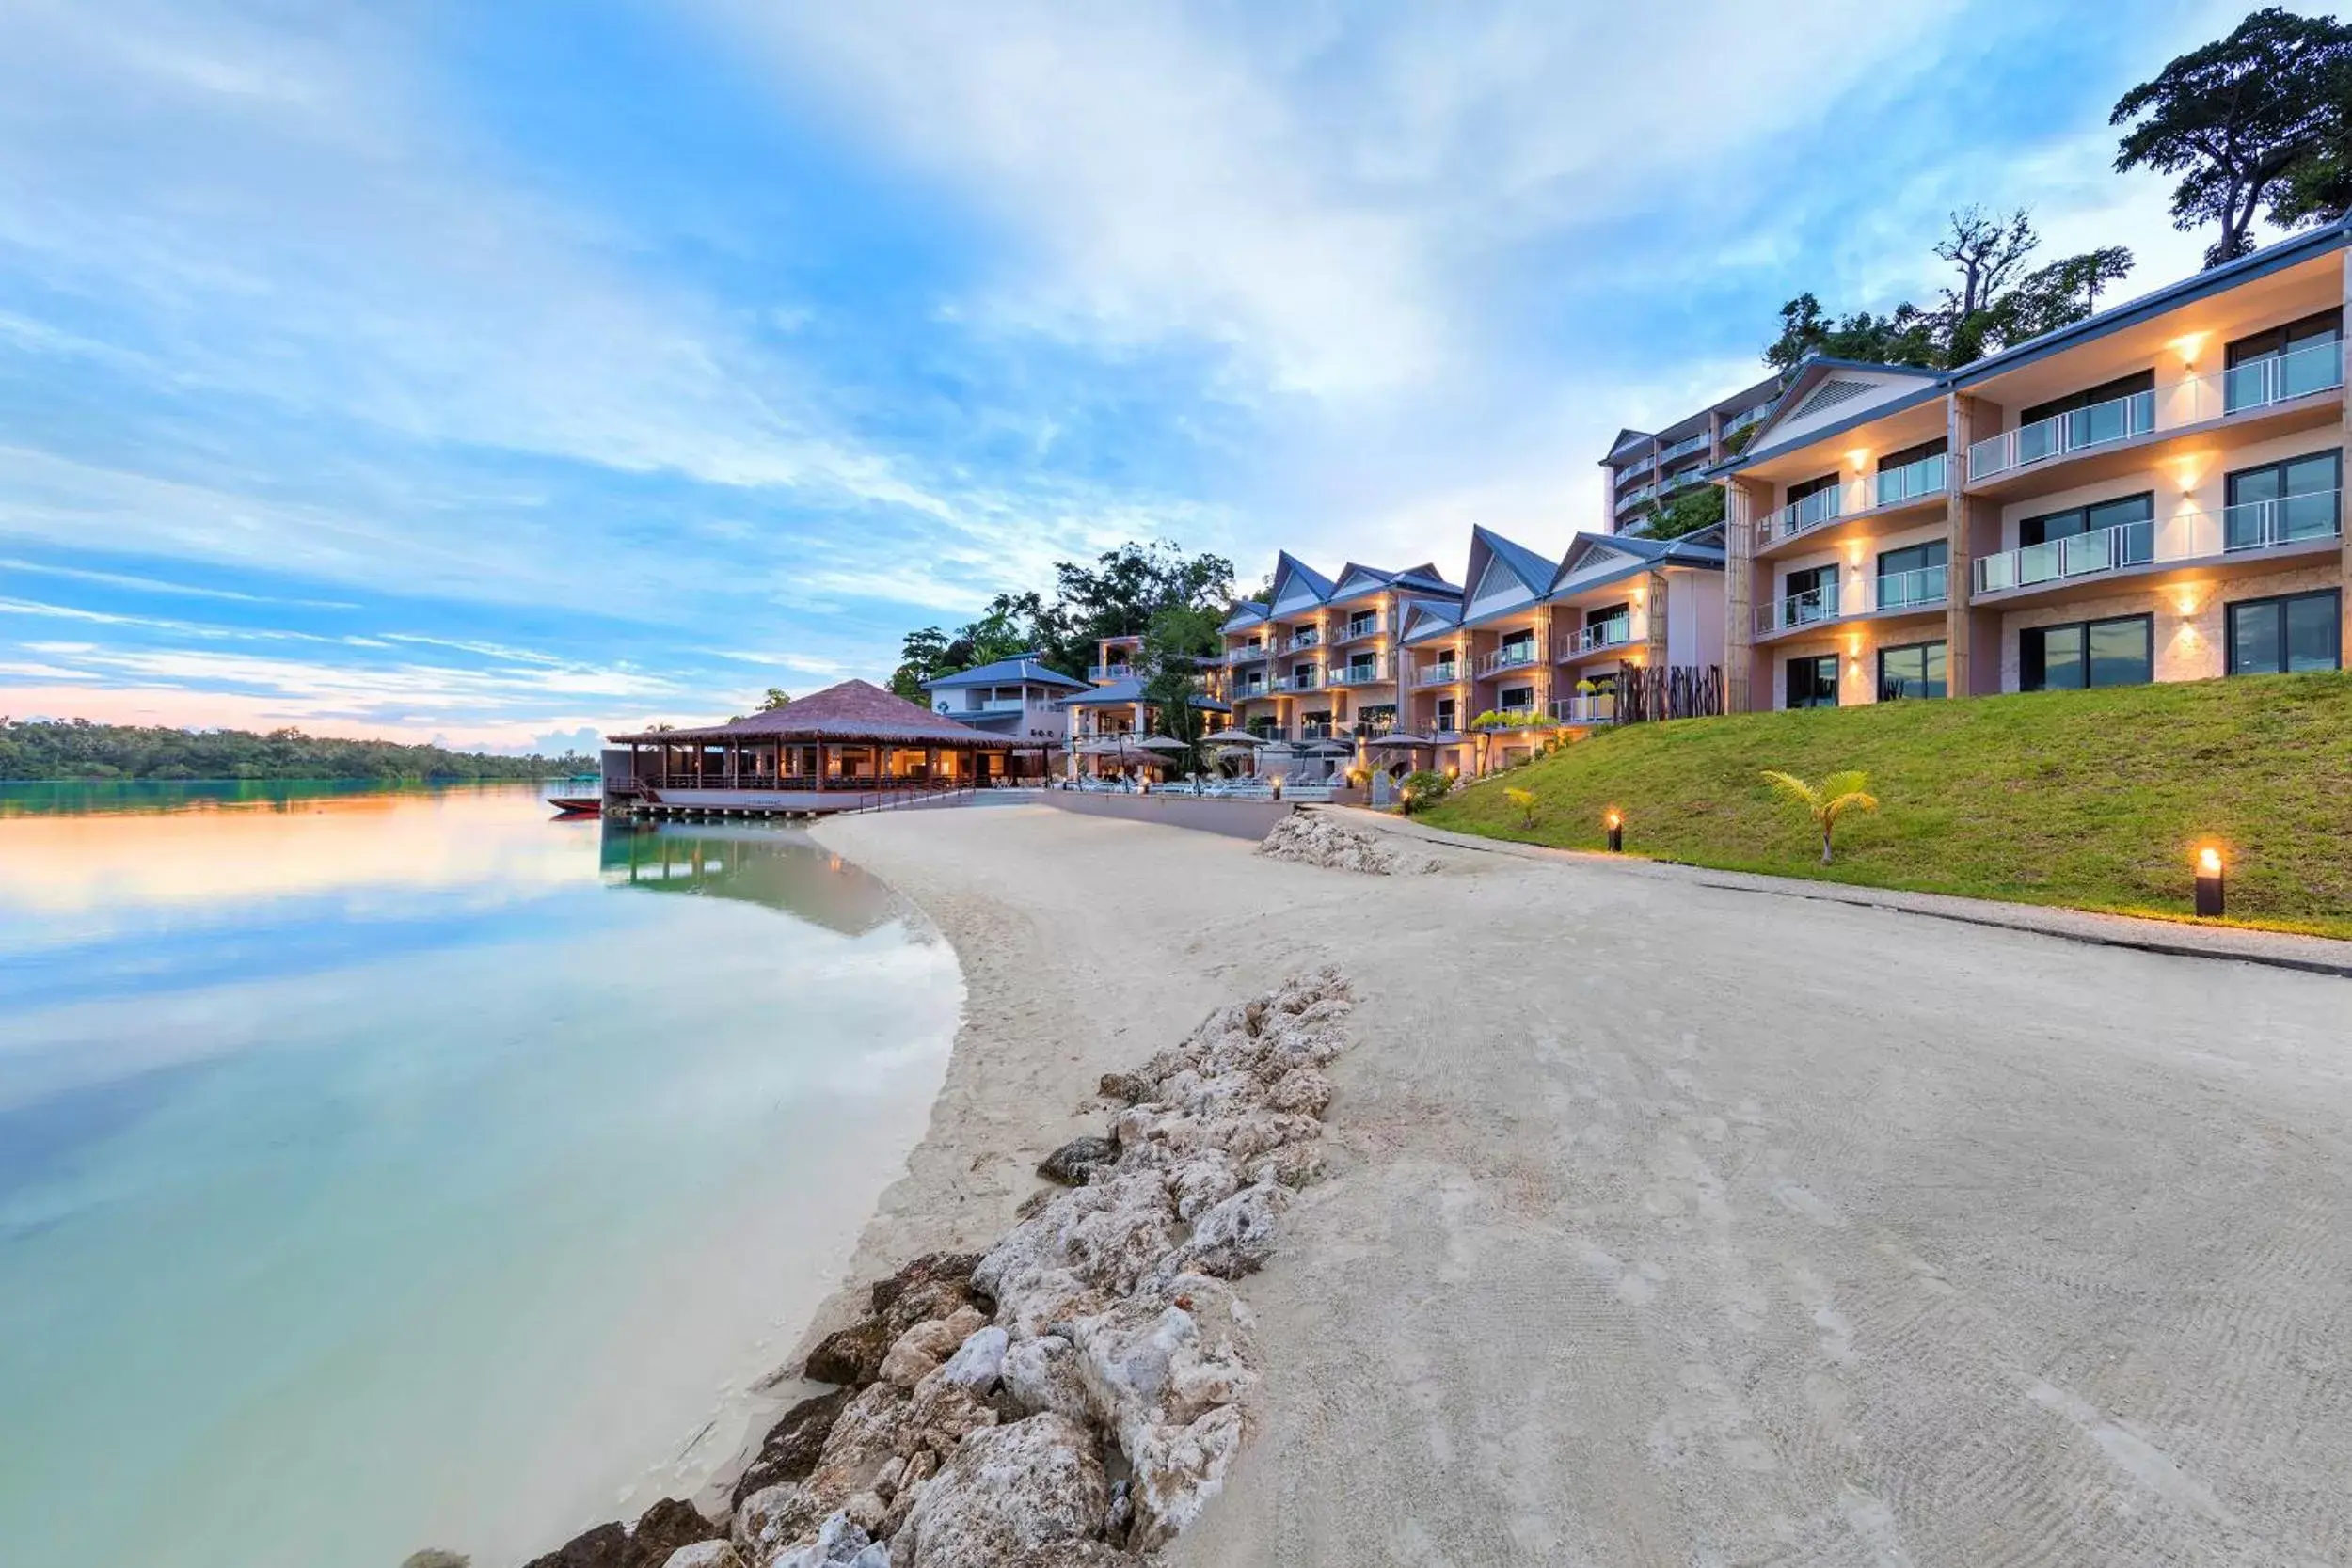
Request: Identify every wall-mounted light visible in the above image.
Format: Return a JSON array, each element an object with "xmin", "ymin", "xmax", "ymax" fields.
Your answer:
[
  {"xmin": 2170, "ymin": 331, "xmax": 2210, "ymax": 370},
  {"xmin": 2194, "ymin": 846, "xmax": 2225, "ymax": 917},
  {"xmin": 1604, "ymin": 809, "xmax": 1624, "ymax": 853},
  {"xmin": 1847, "ymin": 448, "xmax": 1871, "ymax": 472}
]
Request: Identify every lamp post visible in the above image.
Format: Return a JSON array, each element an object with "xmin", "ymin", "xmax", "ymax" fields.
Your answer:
[
  {"xmin": 1604, "ymin": 809, "xmax": 1624, "ymax": 853},
  {"xmin": 2194, "ymin": 846, "xmax": 2225, "ymax": 917}
]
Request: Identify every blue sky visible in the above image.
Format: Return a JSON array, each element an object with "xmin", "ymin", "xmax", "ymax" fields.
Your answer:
[{"xmin": 0, "ymin": 0, "xmax": 2309, "ymax": 749}]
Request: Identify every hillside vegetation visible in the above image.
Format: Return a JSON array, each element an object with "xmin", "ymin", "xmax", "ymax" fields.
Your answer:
[
  {"xmin": 1421, "ymin": 673, "xmax": 2352, "ymax": 940},
  {"xmin": 0, "ymin": 719, "xmax": 589, "ymax": 782}
]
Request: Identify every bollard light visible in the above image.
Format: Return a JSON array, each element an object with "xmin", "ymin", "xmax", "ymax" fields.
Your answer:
[
  {"xmin": 2194, "ymin": 846, "xmax": 2225, "ymax": 918},
  {"xmin": 1604, "ymin": 808, "xmax": 1624, "ymax": 853}
]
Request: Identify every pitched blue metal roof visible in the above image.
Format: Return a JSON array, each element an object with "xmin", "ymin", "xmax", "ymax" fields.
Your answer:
[
  {"xmin": 921, "ymin": 652, "xmax": 1089, "ymax": 691},
  {"xmin": 1472, "ymin": 525, "xmax": 1560, "ymax": 598},
  {"xmin": 1056, "ymin": 676, "xmax": 1230, "ymax": 714}
]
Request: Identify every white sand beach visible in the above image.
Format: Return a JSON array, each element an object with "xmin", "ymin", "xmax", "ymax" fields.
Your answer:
[{"xmin": 806, "ymin": 802, "xmax": 2352, "ymax": 1566}]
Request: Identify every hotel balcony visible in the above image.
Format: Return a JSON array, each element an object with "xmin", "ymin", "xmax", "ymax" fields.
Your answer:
[
  {"xmin": 1753, "ymin": 565, "xmax": 1950, "ymax": 641},
  {"xmin": 1327, "ymin": 657, "xmax": 1391, "ymax": 686},
  {"xmin": 1550, "ymin": 693, "xmax": 1618, "ymax": 726},
  {"xmin": 1619, "ymin": 451, "xmax": 1656, "ymax": 479},
  {"xmin": 1615, "ymin": 483, "xmax": 1657, "ymax": 515},
  {"xmin": 1556, "ymin": 611, "xmax": 1645, "ymax": 664},
  {"xmin": 1659, "ymin": 431, "xmax": 1709, "ymax": 463},
  {"xmin": 1231, "ymin": 677, "xmax": 1270, "ymax": 699},
  {"xmin": 1970, "ymin": 490, "xmax": 2343, "ymax": 604},
  {"xmin": 1284, "ymin": 629, "xmax": 1323, "ymax": 653},
  {"xmin": 1472, "ymin": 641, "xmax": 1545, "ymax": 677},
  {"xmin": 1660, "ymin": 466, "xmax": 1709, "ymax": 497},
  {"xmin": 1329, "ymin": 614, "xmax": 1385, "ymax": 645},
  {"xmin": 1086, "ymin": 662, "xmax": 1133, "ymax": 681},
  {"xmin": 1752, "ymin": 451, "xmax": 1948, "ymax": 555},
  {"xmin": 1963, "ymin": 341, "xmax": 2344, "ymax": 495},
  {"xmin": 1225, "ymin": 645, "xmax": 1269, "ymax": 667},
  {"xmin": 1412, "ymin": 659, "xmax": 1465, "ymax": 688},
  {"xmin": 1271, "ymin": 671, "xmax": 1325, "ymax": 692}
]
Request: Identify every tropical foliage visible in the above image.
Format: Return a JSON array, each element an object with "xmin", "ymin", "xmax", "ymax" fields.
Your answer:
[
  {"xmin": 2111, "ymin": 8, "xmax": 2352, "ymax": 266},
  {"xmin": 1760, "ymin": 769, "xmax": 1882, "ymax": 864},
  {"xmin": 1397, "ymin": 768, "xmax": 1453, "ymax": 815},
  {"xmin": 889, "ymin": 542, "xmax": 1237, "ymax": 699},
  {"xmin": 0, "ymin": 718, "xmax": 587, "ymax": 782},
  {"xmin": 1503, "ymin": 785, "xmax": 1538, "ymax": 829}
]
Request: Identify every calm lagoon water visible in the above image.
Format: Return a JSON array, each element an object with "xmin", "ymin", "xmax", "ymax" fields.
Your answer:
[{"xmin": 0, "ymin": 784, "xmax": 961, "ymax": 1568}]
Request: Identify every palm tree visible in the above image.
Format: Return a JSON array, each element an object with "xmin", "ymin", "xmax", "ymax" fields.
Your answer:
[{"xmin": 1761, "ymin": 769, "xmax": 1880, "ymax": 863}]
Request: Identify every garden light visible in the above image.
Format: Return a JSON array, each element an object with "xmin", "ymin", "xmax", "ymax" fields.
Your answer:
[
  {"xmin": 1604, "ymin": 809, "xmax": 1623, "ymax": 853},
  {"xmin": 2194, "ymin": 846, "xmax": 2224, "ymax": 918}
]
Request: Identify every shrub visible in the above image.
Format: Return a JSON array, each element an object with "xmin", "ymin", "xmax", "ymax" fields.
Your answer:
[
  {"xmin": 1398, "ymin": 768, "xmax": 1454, "ymax": 815},
  {"xmin": 1503, "ymin": 785, "xmax": 1538, "ymax": 829}
]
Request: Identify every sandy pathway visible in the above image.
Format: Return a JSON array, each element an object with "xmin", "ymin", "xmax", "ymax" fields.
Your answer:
[{"xmin": 813, "ymin": 803, "xmax": 2352, "ymax": 1566}]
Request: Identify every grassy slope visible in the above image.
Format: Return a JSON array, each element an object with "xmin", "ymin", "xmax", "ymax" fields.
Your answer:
[{"xmin": 1421, "ymin": 673, "xmax": 2352, "ymax": 940}]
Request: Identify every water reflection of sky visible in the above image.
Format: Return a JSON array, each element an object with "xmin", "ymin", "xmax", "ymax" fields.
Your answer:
[{"xmin": 0, "ymin": 784, "xmax": 962, "ymax": 1568}]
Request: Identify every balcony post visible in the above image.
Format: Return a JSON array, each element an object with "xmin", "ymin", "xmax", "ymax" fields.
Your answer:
[
  {"xmin": 1723, "ymin": 477, "xmax": 1762, "ymax": 712},
  {"xmin": 2342, "ymin": 248, "xmax": 2352, "ymax": 665},
  {"xmin": 1643, "ymin": 568, "xmax": 1669, "ymax": 670},
  {"xmin": 1949, "ymin": 393, "xmax": 2006, "ymax": 697}
]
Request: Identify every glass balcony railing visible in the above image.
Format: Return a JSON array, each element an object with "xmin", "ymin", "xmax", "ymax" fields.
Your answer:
[
  {"xmin": 1874, "ymin": 451, "xmax": 1947, "ymax": 508},
  {"xmin": 1872, "ymin": 564, "xmax": 1948, "ymax": 612},
  {"xmin": 1413, "ymin": 662, "xmax": 1462, "ymax": 687},
  {"xmin": 2223, "ymin": 487, "xmax": 2343, "ymax": 550},
  {"xmin": 1966, "ymin": 341, "xmax": 2345, "ymax": 483},
  {"xmin": 1756, "ymin": 580, "xmax": 1841, "ymax": 636},
  {"xmin": 1473, "ymin": 641, "xmax": 1544, "ymax": 675}
]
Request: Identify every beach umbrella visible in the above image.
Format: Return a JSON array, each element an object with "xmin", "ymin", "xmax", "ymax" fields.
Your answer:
[
  {"xmin": 1367, "ymin": 733, "xmax": 1430, "ymax": 748},
  {"xmin": 1132, "ymin": 735, "xmax": 1188, "ymax": 752},
  {"xmin": 1307, "ymin": 739, "xmax": 1354, "ymax": 755},
  {"xmin": 1200, "ymin": 728, "xmax": 1263, "ymax": 746}
]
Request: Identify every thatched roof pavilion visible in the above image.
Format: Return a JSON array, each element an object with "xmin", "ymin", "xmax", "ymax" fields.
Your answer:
[{"xmin": 608, "ymin": 678, "xmax": 1057, "ymax": 800}]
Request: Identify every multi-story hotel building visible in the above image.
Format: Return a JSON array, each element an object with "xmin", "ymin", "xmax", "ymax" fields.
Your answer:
[
  {"xmin": 1715, "ymin": 219, "xmax": 2350, "ymax": 709},
  {"xmin": 1602, "ymin": 374, "xmax": 1783, "ymax": 536},
  {"xmin": 1216, "ymin": 556, "xmax": 1462, "ymax": 756}
]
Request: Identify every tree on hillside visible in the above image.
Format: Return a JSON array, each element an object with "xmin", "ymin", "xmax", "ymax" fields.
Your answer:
[
  {"xmin": 1766, "ymin": 210, "xmax": 2135, "ymax": 372},
  {"xmin": 759, "ymin": 687, "xmax": 791, "ymax": 710},
  {"xmin": 2112, "ymin": 8, "xmax": 2352, "ymax": 267},
  {"xmin": 1137, "ymin": 602, "xmax": 1223, "ymax": 775},
  {"xmin": 888, "ymin": 626, "xmax": 955, "ymax": 702}
]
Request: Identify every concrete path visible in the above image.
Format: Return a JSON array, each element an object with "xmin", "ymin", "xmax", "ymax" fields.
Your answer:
[{"xmin": 817, "ymin": 806, "xmax": 2352, "ymax": 1567}]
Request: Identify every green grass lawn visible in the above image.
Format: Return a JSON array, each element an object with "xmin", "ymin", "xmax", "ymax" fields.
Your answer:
[{"xmin": 1418, "ymin": 673, "xmax": 2352, "ymax": 940}]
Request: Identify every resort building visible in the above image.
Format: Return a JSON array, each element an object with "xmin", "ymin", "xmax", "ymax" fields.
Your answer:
[
  {"xmin": 919, "ymin": 652, "xmax": 1084, "ymax": 763},
  {"xmin": 1216, "ymin": 555, "xmax": 1462, "ymax": 780},
  {"xmin": 1398, "ymin": 524, "xmax": 1729, "ymax": 776},
  {"xmin": 1713, "ymin": 218, "xmax": 2351, "ymax": 709},
  {"xmin": 606, "ymin": 678, "xmax": 1059, "ymax": 812},
  {"xmin": 1602, "ymin": 374, "xmax": 1783, "ymax": 536},
  {"xmin": 1062, "ymin": 633, "xmax": 1232, "ymax": 780}
]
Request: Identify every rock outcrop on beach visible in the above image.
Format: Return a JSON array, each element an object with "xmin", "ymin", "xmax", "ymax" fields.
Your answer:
[
  {"xmin": 522, "ymin": 1496, "xmax": 725, "ymax": 1568},
  {"xmin": 685, "ymin": 968, "xmax": 1354, "ymax": 1568},
  {"xmin": 1255, "ymin": 810, "xmax": 1437, "ymax": 874}
]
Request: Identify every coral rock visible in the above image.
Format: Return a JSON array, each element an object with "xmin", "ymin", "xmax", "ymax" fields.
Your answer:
[
  {"xmin": 770, "ymin": 1511, "xmax": 888, "ymax": 1568},
  {"xmin": 887, "ymin": 1414, "xmax": 1109, "ymax": 1568},
  {"xmin": 935, "ymin": 1325, "xmax": 1009, "ymax": 1390},
  {"xmin": 1000, "ymin": 1333, "xmax": 1090, "ymax": 1424},
  {"xmin": 803, "ymin": 1318, "xmax": 894, "ymax": 1388},
  {"xmin": 733, "ymin": 1484, "xmax": 825, "ymax": 1568},
  {"xmin": 733, "ymin": 1387, "xmax": 855, "ymax": 1508},
  {"xmin": 1037, "ymin": 1135, "xmax": 1120, "ymax": 1185},
  {"xmin": 662, "ymin": 1544, "xmax": 745, "ymax": 1568},
  {"xmin": 878, "ymin": 1307, "xmax": 986, "ymax": 1389},
  {"xmin": 1128, "ymin": 1404, "xmax": 1248, "ymax": 1550},
  {"xmin": 1172, "ymin": 1182, "xmax": 1288, "ymax": 1280}
]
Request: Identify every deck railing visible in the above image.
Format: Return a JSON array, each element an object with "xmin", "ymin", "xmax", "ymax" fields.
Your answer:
[
  {"xmin": 1473, "ymin": 641, "xmax": 1544, "ymax": 676},
  {"xmin": 1965, "ymin": 341, "xmax": 2345, "ymax": 483},
  {"xmin": 1412, "ymin": 661, "xmax": 1463, "ymax": 687},
  {"xmin": 1972, "ymin": 489, "xmax": 2343, "ymax": 594}
]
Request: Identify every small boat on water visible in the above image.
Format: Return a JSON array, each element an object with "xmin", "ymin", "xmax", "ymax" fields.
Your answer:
[{"xmin": 547, "ymin": 774, "xmax": 603, "ymax": 817}]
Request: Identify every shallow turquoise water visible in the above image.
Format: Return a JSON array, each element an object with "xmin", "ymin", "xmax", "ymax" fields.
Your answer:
[{"xmin": 0, "ymin": 784, "xmax": 961, "ymax": 1567}]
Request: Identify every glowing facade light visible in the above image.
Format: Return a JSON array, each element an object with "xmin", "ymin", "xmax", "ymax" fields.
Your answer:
[{"xmin": 1604, "ymin": 809, "xmax": 1624, "ymax": 853}]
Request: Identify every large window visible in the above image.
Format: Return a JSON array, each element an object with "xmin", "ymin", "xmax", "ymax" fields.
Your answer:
[
  {"xmin": 1784, "ymin": 471, "xmax": 1841, "ymax": 529},
  {"xmin": 1433, "ymin": 697, "xmax": 1458, "ymax": 732},
  {"xmin": 2224, "ymin": 310, "xmax": 2343, "ymax": 411},
  {"xmin": 1781, "ymin": 562, "xmax": 1839, "ymax": 625},
  {"xmin": 1879, "ymin": 641, "xmax": 1947, "ymax": 700},
  {"xmin": 1499, "ymin": 685, "xmax": 1535, "ymax": 713},
  {"xmin": 2227, "ymin": 591, "xmax": 2342, "ymax": 675},
  {"xmin": 2017, "ymin": 370, "xmax": 2156, "ymax": 462},
  {"xmin": 2021, "ymin": 615, "xmax": 2153, "ymax": 691},
  {"xmin": 1875, "ymin": 540, "xmax": 1948, "ymax": 610},
  {"xmin": 1786, "ymin": 654, "xmax": 1838, "ymax": 709},
  {"xmin": 2222, "ymin": 451, "xmax": 2341, "ymax": 551}
]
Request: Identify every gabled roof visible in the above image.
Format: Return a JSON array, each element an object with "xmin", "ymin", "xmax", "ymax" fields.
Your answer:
[
  {"xmin": 920, "ymin": 652, "xmax": 1089, "ymax": 692},
  {"xmin": 1265, "ymin": 551, "xmax": 1338, "ymax": 616},
  {"xmin": 1398, "ymin": 599, "xmax": 1463, "ymax": 645},
  {"xmin": 1389, "ymin": 562, "xmax": 1459, "ymax": 595},
  {"xmin": 1220, "ymin": 599, "xmax": 1270, "ymax": 632},
  {"xmin": 1328, "ymin": 562, "xmax": 1396, "ymax": 601},
  {"xmin": 611, "ymin": 679, "xmax": 995, "ymax": 745},
  {"xmin": 1057, "ymin": 676, "xmax": 1231, "ymax": 714},
  {"xmin": 1550, "ymin": 529, "xmax": 1724, "ymax": 595},
  {"xmin": 1712, "ymin": 354, "xmax": 1947, "ymax": 475},
  {"xmin": 1460, "ymin": 524, "xmax": 1558, "ymax": 622}
]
